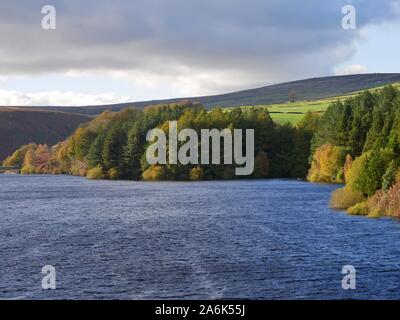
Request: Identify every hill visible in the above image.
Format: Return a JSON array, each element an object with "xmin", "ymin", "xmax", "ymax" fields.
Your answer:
[
  {"xmin": 236, "ymin": 82, "xmax": 400, "ymax": 125},
  {"xmin": 0, "ymin": 108, "xmax": 91, "ymax": 160},
  {"xmin": 5, "ymin": 73, "xmax": 400, "ymax": 115},
  {"xmin": 1, "ymin": 73, "xmax": 400, "ymax": 160}
]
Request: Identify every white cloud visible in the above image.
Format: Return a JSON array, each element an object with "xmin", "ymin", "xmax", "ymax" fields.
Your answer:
[
  {"xmin": 0, "ymin": 89, "xmax": 132, "ymax": 106},
  {"xmin": 334, "ymin": 64, "xmax": 369, "ymax": 75},
  {"xmin": 0, "ymin": 77, "xmax": 8, "ymax": 85}
]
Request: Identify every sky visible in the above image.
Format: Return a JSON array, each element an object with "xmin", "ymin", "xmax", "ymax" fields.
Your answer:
[{"xmin": 0, "ymin": 0, "xmax": 399, "ymax": 106}]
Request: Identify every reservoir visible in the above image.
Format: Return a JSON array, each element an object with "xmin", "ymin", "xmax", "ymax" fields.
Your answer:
[{"xmin": 1, "ymin": 175, "xmax": 399, "ymax": 299}]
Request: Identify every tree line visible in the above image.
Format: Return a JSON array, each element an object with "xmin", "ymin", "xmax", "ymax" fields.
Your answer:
[{"xmin": 3, "ymin": 102, "xmax": 315, "ymax": 181}]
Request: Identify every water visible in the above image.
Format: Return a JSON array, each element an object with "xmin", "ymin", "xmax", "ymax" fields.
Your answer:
[{"xmin": 1, "ymin": 174, "xmax": 400, "ymax": 300}]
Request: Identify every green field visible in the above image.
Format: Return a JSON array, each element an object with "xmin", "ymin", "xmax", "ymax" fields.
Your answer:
[{"xmin": 225, "ymin": 82, "xmax": 400, "ymax": 125}]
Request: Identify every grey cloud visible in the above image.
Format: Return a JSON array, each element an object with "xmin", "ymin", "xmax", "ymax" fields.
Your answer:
[{"xmin": 0, "ymin": 0, "xmax": 398, "ymax": 91}]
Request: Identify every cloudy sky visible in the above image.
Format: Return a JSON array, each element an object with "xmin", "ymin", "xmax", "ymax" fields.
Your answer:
[{"xmin": 0, "ymin": 0, "xmax": 399, "ymax": 106}]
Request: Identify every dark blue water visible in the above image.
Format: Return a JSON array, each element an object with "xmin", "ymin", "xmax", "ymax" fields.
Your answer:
[{"xmin": 1, "ymin": 174, "xmax": 400, "ymax": 299}]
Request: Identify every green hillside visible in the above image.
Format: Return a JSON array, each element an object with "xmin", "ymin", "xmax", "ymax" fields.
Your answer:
[{"xmin": 232, "ymin": 82, "xmax": 400, "ymax": 125}]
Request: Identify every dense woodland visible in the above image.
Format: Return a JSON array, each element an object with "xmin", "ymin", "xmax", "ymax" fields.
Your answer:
[
  {"xmin": 3, "ymin": 103, "xmax": 315, "ymax": 181},
  {"xmin": 308, "ymin": 85, "xmax": 400, "ymax": 217}
]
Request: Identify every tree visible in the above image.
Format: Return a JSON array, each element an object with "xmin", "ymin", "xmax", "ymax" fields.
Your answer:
[
  {"xmin": 253, "ymin": 151, "xmax": 269, "ymax": 178},
  {"xmin": 382, "ymin": 160, "xmax": 397, "ymax": 191},
  {"xmin": 355, "ymin": 149, "xmax": 394, "ymax": 196},
  {"xmin": 102, "ymin": 124, "xmax": 127, "ymax": 171},
  {"xmin": 87, "ymin": 132, "xmax": 105, "ymax": 168}
]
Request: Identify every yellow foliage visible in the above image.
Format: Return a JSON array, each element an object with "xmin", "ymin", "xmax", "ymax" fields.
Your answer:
[
  {"xmin": 330, "ymin": 187, "xmax": 365, "ymax": 209},
  {"xmin": 308, "ymin": 144, "xmax": 347, "ymax": 182},
  {"xmin": 190, "ymin": 166, "xmax": 204, "ymax": 180},
  {"xmin": 3, "ymin": 143, "xmax": 36, "ymax": 167},
  {"xmin": 108, "ymin": 168, "xmax": 120, "ymax": 180},
  {"xmin": 24, "ymin": 149, "xmax": 37, "ymax": 167},
  {"xmin": 20, "ymin": 165, "xmax": 36, "ymax": 175},
  {"xmin": 347, "ymin": 201, "xmax": 369, "ymax": 215},
  {"xmin": 142, "ymin": 165, "xmax": 166, "ymax": 180},
  {"xmin": 35, "ymin": 144, "xmax": 49, "ymax": 155},
  {"xmin": 86, "ymin": 166, "xmax": 105, "ymax": 180},
  {"xmin": 70, "ymin": 160, "xmax": 88, "ymax": 176},
  {"xmin": 345, "ymin": 151, "xmax": 370, "ymax": 191}
]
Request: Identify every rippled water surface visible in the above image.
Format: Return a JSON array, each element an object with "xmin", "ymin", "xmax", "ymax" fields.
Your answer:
[{"xmin": 1, "ymin": 174, "xmax": 400, "ymax": 299}]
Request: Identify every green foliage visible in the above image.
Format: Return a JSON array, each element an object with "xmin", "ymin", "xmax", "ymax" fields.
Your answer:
[
  {"xmin": 382, "ymin": 160, "xmax": 397, "ymax": 191},
  {"xmin": 355, "ymin": 149, "xmax": 394, "ymax": 196},
  {"xmin": 102, "ymin": 124, "xmax": 127, "ymax": 171},
  {"xmin": 309, "ymin": 86, "xmax": 400, "ymax": 205},
  {"xmin": 87, "ymin": 132, "xmax": 105, "ymax": 168},
  {"xmin": 4, "ymin": 101, "xmax": 316, "ymax": 181},
  {"xmin": 253, "ymin": 151, "xmax": 269, "ymax": 178}
]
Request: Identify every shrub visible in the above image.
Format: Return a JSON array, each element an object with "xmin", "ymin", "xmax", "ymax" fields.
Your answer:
[
  {"xmin": 330, "ymin": 187, "xmax": 365, "ymax": 209},
  {"xmin": 70, "ymin": 160, "xmax": 88, "ymax": 176},
  {"xmin": 86, "ymin": 166, "xmax": 105, "ymax": 180},
  {"xmin": 190, "ymin": 166, "xmax": 204, "ymax": 180},
  {"xmin": 365, "ymin": 182, "xmax": 400, "ymax": 217},
  {"xmin": 142, "ymin": 165, "xmax": 166, "ymax": 180},
  {"xmin": 367, "ymin": 207, "xmax": 382, "ymax": 219},
  {"xmin": 347, "ymin": 201, "xmax": 369, "ymax": 215},
  {"xmin": 51, "ymin": 167, "xmax": 62, "ymax": 174},
  {"xmin": 34, "ymin": 167, "xmax": 43, "ymax": 174},
  {"xmin": 108, "ymin": 168, "xmax": 120, "ymax": 180},
  {"xmin": 20, "ymin": 165, "xmax": 36, "ymax": 175}
]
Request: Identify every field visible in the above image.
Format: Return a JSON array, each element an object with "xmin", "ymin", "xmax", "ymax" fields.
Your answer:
[{"xmin": 227, "ymin": 82, "xmax": 400, "ymax": 125}]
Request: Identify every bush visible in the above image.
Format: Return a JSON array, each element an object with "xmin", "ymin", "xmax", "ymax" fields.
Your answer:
[
  {"xmin": 190, "ymin": 166, "xmax": 204, "ymax": 180},
  {"xmin": 70, "ymin": 161, "xmax": 88, "ymax": 176},
  {"xmin": 86, "ymin": 166, "xmax": 105, "ymax": 180},
  {"xmin": 367, "ymin": 207, "xmax": 382, "ymax": 219},
  {"xmin": 20, "ymin": 165, "xmax": 36, "ymax": 175},
  {"xmin": 34, "ymin": 167, "xmax": 43, "ymax": 174},
  {"xmin": 347, "ymin": 201, "xmax": 369, "ymax": 215},
  {"xmin": 142, "ymin": 165, "xmax": 166, "ymax": 180},
  {"xmin": 51, "ymin": 167, "xmax": 62, "ymax": 174},
  {"xmin": 330, "ymin": 187, "xmax": 365, "ymax": 209},
  {"xmin": 108, "ymin": 168, "xmax": 120, "ymax": 180},
  {"xmin": 365, "ymin": 182, "xmax": 400, "ymax": 217}
]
